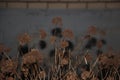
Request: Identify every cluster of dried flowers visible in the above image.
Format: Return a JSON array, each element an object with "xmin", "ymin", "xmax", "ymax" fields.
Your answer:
[
  {"xmin": 18, "ymin": 33, "xmax": 31, "ymax": 44},
  {"xmin": 0, "ymin": 17, "xmax": 120, "ymax": 80}
]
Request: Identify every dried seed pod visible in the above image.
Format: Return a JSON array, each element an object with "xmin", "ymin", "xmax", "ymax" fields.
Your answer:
[
  {"xmin": 52, "ymin": 16, "xmax": 63, "ymax": 26},
  {"xmin": 65, "ymin": 40, "xmax": 74, "ymax": 51},
  {"xmin": 0, "ymin": 44, "xmax": 11, "ymax": 53},
  {"xmin": 18, "ymin": 33, "xmax": 31, "ymax": 44},
  {"xmin": 60, "ymin": 40, "xmax": 69, "ymax": 48},
  {"xmin": 60, "ymin": 58, "xmax": 69, "ymax": 66},
  {"xmin": 39, "ymin": 29, "xmax": 47, "ymax": 39},
  {"xmin": 0, "ymin": 59, "xmax": 17, "ymax": 73},
  {"xmin": 39, "ymin": 40, "xmax": 47, "ymax": 50},
  {"xmin": 51, "ymin": 27, "xmax": 62, "ymax": 37},
  {"xmin": 85, "ymin": 37, "xmax": 97, "ymax": 49},
  {"xmin": 62, "ymin": 29, "xmax": 74, "ymax": 39},
  {"xmin": 18, "ymin": 43, "xmax": 28, "ymax": 56},
  {"xmin": 50, "ymin": 36, "xmax": 56, "ymax": 44}
]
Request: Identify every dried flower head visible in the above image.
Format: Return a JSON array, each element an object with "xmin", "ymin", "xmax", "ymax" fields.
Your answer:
[
  {"xmin": 50, "ymin": 36, "xmax": 56, "ymax": 44},
  {"xmin": 98, "ymin": 53, "xmax": 120, "ymax": 68},
  {"xmin": 18, "ymin": 33, "xmax": 31, "ymax": 44},
  {"xmin": 65, "ymin": 40, "xmax": 74, "ymax": 51},
  {"xmin": 52, "ymin": 16, "xmax": 62, "ymax": 26},
  {"xmin": 85, "ymin": 37, "xmax": 97, "ymax": 49},
  {"xmin": 98, "ymin": 54, "xmax": 108, "ymax": 65},
  {"xmin": 60, "ymin": 40, "xmax": 69, "ymax": 48},
  {"xmin": 88, "ymin": 26, "xmax": 97, "ymax": 35},
  {"xmin": 39, "ymin": 29, "xmax": 47, "ymax": 39},
  {"xmin": 0, "ymin": 59, "xmax": 17, "ymax": 73},
  {"xmin": 51, "ymin": 27, "xmax": 62, "ymax": 37},
  {"xmin": 66, "ymin": 71, "xmax": 78, "ymax": 80},
  {"xmin": 39, "ymin": 40, "xmax": 47, "ymax": 49},
  {"xmin": 62, "ymin": 29, "xmax": 74, "ymax": 39},
  {"xmin": 60, "ymin": 58, "xmax": 69, "ymax": 66},
  {"xmin": 22, "ymin": 49, "xmax": 42, "ymax": 64},
  {"xmin": 81, "ymin": 71, "xmax": 90, "ymax": 80},
  {"xmin": 0, "ymin": 44, "xmax": 11, "ymax": 53}
]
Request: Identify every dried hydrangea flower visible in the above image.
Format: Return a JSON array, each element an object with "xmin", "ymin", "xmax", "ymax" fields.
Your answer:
[
  {"xmin": 65, "ymin": 40, "xmax": 74, "ymax": 51},
  {"xmin": 51, "ymin": 27, "xmax": 62, "ymax": 37},
  {"xmin": 18, "ymin": 33, "xmax": 31, "ymax": 44},
  {"xmin": 85, "ymin": 37, "xmax": 97, "ymax": 49},
  {"xmin": 0, "ymin": 44, "xmax": 11, "ymax": 53},
  {"xmin": 39, "ymin": 40, "xmax": 47, "ymax": 50},
  {"xmin": 87, "ymin": 26, "xmax": 97, "ymax": 35},
  {"xmin": 50, "ymin": 36, "xmax": 56, "ymax": 44},
  {"xmin": 0, "ymin": 59, "xmax": 17, "ymax": 73},
  {"xmin": 60, "ymin": 40, "xmax": 69, "ymax": 48},
  {"xmin": 52, "ymin": 16, "xmax": 63, "ymax": 26},
  {"xmin": 39, "ymin": 29, "xmax": 47, "ymax": 39},
  {"xmin": 60, "ymin": 58, "xmax": 69, "ymax": 66},
  {"xmin": 62, "ymin": 29, "xmax": 74, "ymax": 39}
]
